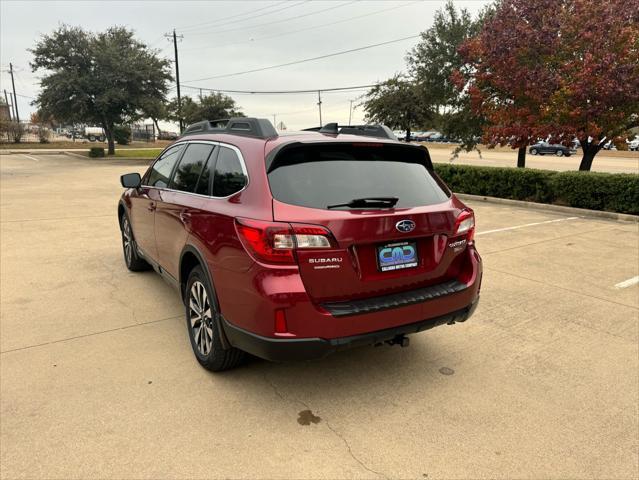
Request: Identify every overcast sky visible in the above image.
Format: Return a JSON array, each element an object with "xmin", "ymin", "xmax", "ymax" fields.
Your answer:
[{"xmin": 0, "ymin": 0, "xmax": 488, "ymax": 130}]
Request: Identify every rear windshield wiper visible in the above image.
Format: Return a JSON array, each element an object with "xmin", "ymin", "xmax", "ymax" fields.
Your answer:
[{"xmin": 327, "ymin": 197, "xmax": 399, "ymax": 209}]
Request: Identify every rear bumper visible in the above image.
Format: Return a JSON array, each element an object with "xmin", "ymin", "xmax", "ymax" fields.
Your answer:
[{"xmin": 221, "ymin": 297, "xmax": 479, "ymax": 362}]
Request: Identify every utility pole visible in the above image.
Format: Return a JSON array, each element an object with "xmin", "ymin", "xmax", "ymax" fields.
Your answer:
[
  {"xmin": 3, "ymin": 89, "xmax": 11, "ymax": 120},
  {"xmin": 317, "ymin": 90, "xmax": 322, "ymax": 127},
  {"xmin": 199, "ymin": 88, "xmax": 203, "ymax": 101},
  {"xmin": 272, "ymin": 114, "xmax": 277, "ymax": 127},
  {"xmin": 348, "ymin": 100, "xmax": 354, "ymax": 126},
  {"xmin": 8, "ymin": 92, "xmax": 16, "ymax": 121},
  {"xmin": 9, "ymin": 63, "xmax": 19, "ymax": 123},
  {"xmin": 166, "ymin": 30, "xmax": 184, "ymax": 132}
]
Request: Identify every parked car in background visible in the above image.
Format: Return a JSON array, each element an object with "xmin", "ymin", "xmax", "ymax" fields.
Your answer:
[
  {"xmin": 626, "ymin": 136, "xmax": 638, "ymax": 151},
  {"xmin": 117, "ymin": 118, "xmax": 482, "ymax": 371},
  {"xmin": 529, "ymin": 141, "xmax": 572, "ymax": 156},
  {"xmin": 158, "ymin": 130, "xmax": 179, "ymax": 140}
]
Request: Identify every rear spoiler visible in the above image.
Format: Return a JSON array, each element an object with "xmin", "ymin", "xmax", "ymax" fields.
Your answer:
[{"xmin": 265, "ymin": 141, "xmax": 434, "ymax": 173}]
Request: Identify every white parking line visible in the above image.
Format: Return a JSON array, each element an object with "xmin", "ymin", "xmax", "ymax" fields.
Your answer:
[
  {"xmin": 476, "ymin": 217, "xmax": 580, "ymax": 236},
  {"xmin": 614, "ymin": 276, "xmax": 639, "ymax": 289},
  {"xmin": 20, "ymin": 154, "xmax": 40, "ymax": 162}
]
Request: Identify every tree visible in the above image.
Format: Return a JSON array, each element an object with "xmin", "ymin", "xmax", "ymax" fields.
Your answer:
[
  {"xmin": 408, "ymin": 1, "xmax": 491, "ymax": 154},
  {"xmin": 460, "ymin": 0, "xmax": 639, "ymax": 170},
  {"xmin": 139, "ymin": 97, "xmax": 169, "ymax": 136},
  {"xmin": 362, "ymin": 75, "xmax": 431, "ymax": 141},
  {"xmin": 30, "ymin": 25, "xmax": 172, "ymax": 154},
  {"xmin": 169, "ymin": 92, "xmax": 244, "ymax": 126}
]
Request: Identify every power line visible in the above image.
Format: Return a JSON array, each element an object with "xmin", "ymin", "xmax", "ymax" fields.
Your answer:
[
  {"xmin": 180, "ymin": 83, "xmax": 377, "ymax": 95},
  {"xmin": 184, "ymin": 0, "xmax": 418, "ymax": 51},
  {"xmin": 186, "ymin": 0, "xmax": 357, "ymax": 37},
  {"xmin": 176, "ymin": 0, "xmax": 291, "ymax": 32},
  {"xmin": 180, "ymin": 1, "xmax": 305, "ymax": 33},
  {"xmin": 183, "ymin": 34, "xmax": 420, "ymax": 82}
]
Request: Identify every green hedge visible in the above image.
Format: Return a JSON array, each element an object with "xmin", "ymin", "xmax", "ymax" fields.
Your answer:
[
  {"xmin": 433, "ymin": 164, "xmax": 639, "ymax": 215},
  {"xmin": 88, "ymin": 147, "xmax": 105, "ymax": 158}
]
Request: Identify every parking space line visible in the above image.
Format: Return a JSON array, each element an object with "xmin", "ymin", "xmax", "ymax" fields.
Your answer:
[
  {"xmin": 476, "ymin": 216, "xmax": 580, "ymax": 236},
  {"xmin": 615, "ymin": 276, "xmax": 639, "ymax": 289},
  {"xmin": 0, "ymin": 314, "xmax": 182, "ymax": 355},
  {"xmin": 20, "ymin": 153, "xmax": 40, "ymax": 162}
]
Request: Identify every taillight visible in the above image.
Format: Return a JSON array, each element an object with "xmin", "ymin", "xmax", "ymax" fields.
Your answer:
[
  {"xmin": 235, "ymin": 218, "xmax": 334, "ymax": 265},
  {"xmin": 454, "ymin": 209, "xmax": 475, "ymax": 242}
]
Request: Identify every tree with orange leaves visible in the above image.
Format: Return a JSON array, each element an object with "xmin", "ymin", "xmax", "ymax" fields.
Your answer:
[{"xmin": 459, "ymin": 0, "xmax": 639, "ymax": 170}]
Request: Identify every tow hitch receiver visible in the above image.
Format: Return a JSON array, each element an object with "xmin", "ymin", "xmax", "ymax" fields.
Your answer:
[{"xmin": 386, "ymin": 335, "xmax": 410, "ymax": 347}]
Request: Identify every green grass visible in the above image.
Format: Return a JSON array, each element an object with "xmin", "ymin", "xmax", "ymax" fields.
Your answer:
[
  {"xmin": 110, "ymin": 148, "xmax": 163, "ymax": 158},
  {"xmin": 76, "ymin": 148, "xmax": 163, "ymax": 158}
]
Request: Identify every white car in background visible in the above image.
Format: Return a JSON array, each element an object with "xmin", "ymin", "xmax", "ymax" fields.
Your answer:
[{"xmin": 627, "ymin": 136, "xmax": 639, "ymax": 151}]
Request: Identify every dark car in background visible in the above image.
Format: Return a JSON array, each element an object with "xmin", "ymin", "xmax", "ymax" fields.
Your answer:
[{"xmin": 529, "ymin": 141, "xmax": 572, "ymax": 156}]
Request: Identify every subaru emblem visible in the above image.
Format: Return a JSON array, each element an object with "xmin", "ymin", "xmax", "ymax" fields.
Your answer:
[{"xmin": 395, "ymin": 219, "xmax": 416, "ymax": 233}]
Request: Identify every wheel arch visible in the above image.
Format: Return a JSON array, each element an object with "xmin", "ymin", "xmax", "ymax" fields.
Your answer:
[
  {"xmin": 117, "ymin": 201, "xmax": 127, "ymax": 230},
  {"xmin": 179, "ymin": 244, "xmax": 218, "ymax": 308}
]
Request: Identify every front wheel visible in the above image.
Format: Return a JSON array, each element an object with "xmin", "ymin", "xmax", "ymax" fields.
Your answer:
[
  {"xmin": 530, "ymin": 148, "xmax": 538, "ymax": 155},
  {"xmin": 556, "ymin": 150, "xmax": 564, "ymax": 157},
  {"xmin": 120, "ymin": 213, "xmax": 150, "ymax": 271},
  {"xmin": 186, "ymin": 266, "xmax": 245, "ymax": 371}
]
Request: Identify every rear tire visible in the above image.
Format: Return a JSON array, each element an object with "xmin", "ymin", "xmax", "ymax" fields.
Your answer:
[
  {"xmin": 556, "ymin": 150, "xmax": 564, "ymax": 157},
  {"xmin": 120, "ymin": 212, "xmax": 150, "ymax": 271},
  {"xmin": 530, "ymin": 148, "xmax": 538, "ymax": 155},
  {"xmin": 185, "ymin": 266, "xmax": 245, "ymax": 372}
]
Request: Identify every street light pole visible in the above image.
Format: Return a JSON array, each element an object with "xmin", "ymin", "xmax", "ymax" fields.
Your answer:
[
  {"xmin": 317, "ymin": 90, "xmax": 322, "ymax": 127},
  {"xmin": 348, "ymin": 99, "xmax": 354, "ymax": 126}
]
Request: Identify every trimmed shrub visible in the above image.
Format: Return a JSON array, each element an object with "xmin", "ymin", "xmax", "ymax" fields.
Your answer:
[
  {"xmin": 433, "ymin": 163, "xmax": 639, "ymax": 215},
  {"xmin": 114, "ymin": 125, "xmax": 131, "ymax": 145},
  {"xmin": 550, "ymin": 171, "xmax": 639, "ymax": 215},
  {"xmin": 89, "ymin": 147, "xmax": 105, "ymax": 158}
]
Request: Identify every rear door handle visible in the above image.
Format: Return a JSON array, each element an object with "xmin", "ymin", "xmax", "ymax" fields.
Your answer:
[{"xmin": 147, "ymin": 202, "xmax": 156, "ymax": 212}]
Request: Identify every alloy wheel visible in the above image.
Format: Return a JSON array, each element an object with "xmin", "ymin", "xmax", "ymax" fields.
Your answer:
[
  {"xmin": 189, "ymin": 281, "xmax": 214, "ymax": 356},
  {"xmin": 122, "ymin": 217, "xmax": 133, "ymax": 265}
]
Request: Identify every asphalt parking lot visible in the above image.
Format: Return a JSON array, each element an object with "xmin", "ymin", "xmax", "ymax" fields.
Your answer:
[{"xmin": 1, "ymin": 152, "xmax": 637, "ymax": 479}]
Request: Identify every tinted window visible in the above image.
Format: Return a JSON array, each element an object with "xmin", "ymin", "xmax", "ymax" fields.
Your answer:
[
  {"xmin": 170, "ymin": 143, "xmax": 215, "ymax": 193},
  {"xmin": 146, "ymin": 145, "xmax": 184, "ymax": 188},
  {"xmin": 195, "ymin": 152, "xmax": 213, "ymax": 195},
  {"xmin": 267, "ymin": 144, "xmax": 449, "ymax": 210},
  {"xmin": 213, "ymin": 147, "xmax": 247, "ymax": 197}
]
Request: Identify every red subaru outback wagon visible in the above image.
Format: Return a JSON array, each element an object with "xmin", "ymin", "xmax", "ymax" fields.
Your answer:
[{"xmin": 118, "ymin": 118, "xmax": 481, "ymax": 371}]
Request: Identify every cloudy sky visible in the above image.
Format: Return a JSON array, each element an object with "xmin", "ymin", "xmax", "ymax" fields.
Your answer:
[{"xmin": 0, "ymin": 0, "xmax": 487, "ymax": 130}]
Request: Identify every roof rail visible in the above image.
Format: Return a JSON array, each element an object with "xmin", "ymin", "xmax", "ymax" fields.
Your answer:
[
  {"xmin": 302, "ymin": 123, "xmax": 397, "ymax": 140},
  {"xmin": 181, "ymin": 117, "xmax": 278, "ymax": 139}
]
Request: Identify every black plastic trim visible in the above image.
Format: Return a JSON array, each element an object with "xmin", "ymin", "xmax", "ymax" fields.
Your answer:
[
  {"xmin": 219, "ymin": 298, "xmax": 479, "ymax": 362},
  {"xmin": 321, "ymin": 279, "xmax": 468, "ymax": 317}
]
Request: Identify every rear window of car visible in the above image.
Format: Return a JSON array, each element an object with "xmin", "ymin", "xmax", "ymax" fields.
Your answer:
[
  {"xmin": 169, "ymin": 143, "xmax": 215, "ymax": 193},
  {"xmin": 267, "ymin": 143, "xmax": 450, "ymax": 210}
]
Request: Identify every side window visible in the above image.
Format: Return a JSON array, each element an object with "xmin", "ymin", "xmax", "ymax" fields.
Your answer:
[
  {"xmin": 170, "ymin": 143, "xmax": 215, "ymax": 193},
  {"xmin": 213, "ymin": 147, "xmax": 247, "ymax": 197},
  {"xmin": 146, "ymin": 144, "xmax": 185, "ymax": 188}
]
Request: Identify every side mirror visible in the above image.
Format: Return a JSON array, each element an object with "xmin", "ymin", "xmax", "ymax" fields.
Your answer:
[{"xmin": 121, "ymin": 173, "xmax": 141, "ymax": 188}]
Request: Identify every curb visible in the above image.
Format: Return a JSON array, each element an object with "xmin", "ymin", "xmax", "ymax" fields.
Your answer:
[{"xmin": 457, "ymin": 193, "xmax": 639, "ymax": 223}]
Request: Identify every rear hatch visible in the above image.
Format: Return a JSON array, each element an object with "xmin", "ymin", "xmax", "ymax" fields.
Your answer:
[{"xmin": 267, "ymin": 141, "xmax": 471, "ymax": 304}]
